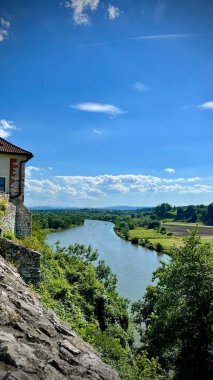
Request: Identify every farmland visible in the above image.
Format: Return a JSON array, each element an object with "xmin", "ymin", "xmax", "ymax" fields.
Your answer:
[
  {"xmin": 163, "ymin": 221, "xmax": 213, "ymax": 236},
  {"xmin": 128, "ymin": 222, "xmax": 213, "ymax": 254}
]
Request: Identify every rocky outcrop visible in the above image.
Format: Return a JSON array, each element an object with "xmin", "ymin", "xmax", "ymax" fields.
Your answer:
[{"xmin": 0, "ymin": 256, "xmax": 120, "ymax": 380}]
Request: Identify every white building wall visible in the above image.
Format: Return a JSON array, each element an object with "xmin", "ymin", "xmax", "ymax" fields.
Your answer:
[{"xmin": 0, "ymin": 156, "xmax": 10, "ymax": 193}]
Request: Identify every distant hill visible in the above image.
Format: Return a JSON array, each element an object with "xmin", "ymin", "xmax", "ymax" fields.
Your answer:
[
  {"xmin": 101, "ymin": 205, "xmax": 147, "ymax": 210},
  {"xmin": 29, "ymin": 206, "xmax": 79, "ymax": 211},
  {"xmin": 30, "ymin": 205, "xmax": 153, "ymax": 211}
]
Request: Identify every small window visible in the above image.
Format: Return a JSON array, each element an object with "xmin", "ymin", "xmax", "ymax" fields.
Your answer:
[{"xmin": 0, "ymin": 177, "xmax": 6, "ymax": 192}]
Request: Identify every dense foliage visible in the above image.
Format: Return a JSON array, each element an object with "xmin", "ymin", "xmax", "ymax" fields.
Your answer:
[
  {"xmin": 155, "ymin": 202, "xmax": 213, "ymax": 225},
  {"xmin": 25, "ymin": 228, "xmax": 162, "ymax": 379},
  {"xmin": 33, "ymin": 210, "xmax": 84, "ymax": 230},
  {"xmin": 132, "ymin": 233, "xmax": 213, "ymax": 379}
]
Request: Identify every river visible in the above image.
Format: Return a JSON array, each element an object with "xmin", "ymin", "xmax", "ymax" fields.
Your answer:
[{"xmin": 47, "ymin": 219, "xmax": 168, "ymax": 303}]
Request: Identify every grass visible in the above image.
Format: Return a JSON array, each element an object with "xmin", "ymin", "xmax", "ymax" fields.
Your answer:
[{"xmin": 128, "ymin": 225, "xmax": 213, "ymax": 254}]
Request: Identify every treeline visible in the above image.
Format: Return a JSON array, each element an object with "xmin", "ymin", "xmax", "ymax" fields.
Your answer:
[
  {"xmin": 32, "ymin": 208, "xmax": 157, "ymax": 237},
  {"xmin": 32, "ymin": 210, "xmax": 84, "ymax": 230},
  {"xmin": 154, "ymin": 202, "xmax": 213, "ymax": 224},
  {"xmin": 32, "ymin": 203, "xmax": 213, "ymax": 233},
  {"xmin": 32, "ymin": 203, "xmax": 213, "ymax": 247}
]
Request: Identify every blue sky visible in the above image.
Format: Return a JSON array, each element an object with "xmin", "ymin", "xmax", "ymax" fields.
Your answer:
[{"xmin": 0, "ymin": 0, "xmax": 213, "ymax": 207}]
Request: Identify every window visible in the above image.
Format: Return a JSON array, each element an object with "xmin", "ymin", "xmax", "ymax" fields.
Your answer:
[{"xmin": 0, "ymin": 177, "xmax": 6, "ymax": 192}]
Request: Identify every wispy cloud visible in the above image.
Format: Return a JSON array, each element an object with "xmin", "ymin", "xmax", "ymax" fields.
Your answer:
[
  {"xmin": 135, "ymin": 33, "xmax": 194, "ymax": 41},
  {"xmin": 164, "ymin": 168, "xmax": 175, "ymax": 174},
  {"xmin": 108, "ymin": 4, "xmax": 121, "ymax": 20},
  {"xmin": 71, "ymin": 102, "xmax": 125, "ymax": 116},
  {"xmin": 0, "ymin": 17, "xmax": 10, "ymax": 43},
  {"xmin": 198, "ymin": 101, "xmax": 213, "ymax": 110},
  {"xmin": 133, "ymin": 81, "xmax": 149, "ymax": 92},
  {"xmin": 0, "ymin": 119, "xmax": 16, "ymax": 139},
  {"xmin": 86, "ymin": 33, "xmax": 195, "ymax": 47},
  {"xmin": 93, "ymin": 129, "xmax": 102, "ymax": 134}
]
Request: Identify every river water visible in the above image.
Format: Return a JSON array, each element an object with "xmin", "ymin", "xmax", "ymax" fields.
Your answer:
[{"xmin": 47, "ymin": 219, "xmax": 168, "ymax": 303}]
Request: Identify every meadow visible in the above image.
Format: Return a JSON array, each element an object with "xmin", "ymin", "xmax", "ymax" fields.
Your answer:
[{"xmin": 128, "ymin": 222, "xmax": 213, "ymax": 253}]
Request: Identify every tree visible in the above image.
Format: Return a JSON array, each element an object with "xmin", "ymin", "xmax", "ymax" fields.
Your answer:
[
  {"xmin": 206, "ymin": 203, "xmax": 213, "ymax": 225},
  {"xmin": 155, "ymin": 203, "xmax": 172, "ymax": 218},
  {"xmin": 184, "ymin": 205, "xmax": 197, "ymax": 222},
  {"xmin": 132, "ymin": 232, "xmax": 213, "ymax": 379}
]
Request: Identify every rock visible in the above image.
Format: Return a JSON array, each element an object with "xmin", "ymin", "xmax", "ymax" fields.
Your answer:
[
  {"xmin": 0, "ymin": 256, "xmax": 120, "ymax": 380},
  {"xmin": 60, "ymin": 341, "xmax": 80, "ymax": 356}
]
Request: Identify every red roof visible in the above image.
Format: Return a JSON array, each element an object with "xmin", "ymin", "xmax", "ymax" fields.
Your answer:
[{"xmin": 0, "ymin": 138, "xmax": 33, "ymax": 159}]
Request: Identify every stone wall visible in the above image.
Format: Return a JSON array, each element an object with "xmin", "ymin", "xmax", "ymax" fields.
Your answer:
[
  {"xmin": 0, "ymin": 193, "xmax": 32, "ymax": 239},
  {"xmin": 0, "ymin": 193, "xmax": 16, "ymax": 235},
  {"xmin": 0, "ymin": 237, "xmax": 40, "ymax": 284},
  {"xmin": 9, "ymin": 158, "xmax": 26, "ymax": 205},
  {"xmin": 1, "ymin": 201, "xmax": 16, "ymax": 235},
  {"xmin": 15, "ymin": 205, "xmax": 32, "ymax": 239}
]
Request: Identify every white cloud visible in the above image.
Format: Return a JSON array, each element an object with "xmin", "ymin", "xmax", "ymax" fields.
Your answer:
[
  {"xmin": 108, "ymin": 4, "xmax": 121, "ymax": 20},
  {"xmin": 25, "ymin": 166, "xmax": 42, "ymax": 178},
  {"xmin": 180, "ymin": 184, "xmax": 212, "ymax": 194},
  {"xmin": 71, "ymin": 102, "xmax": 125, "ymax": 116},
  {"xmin": 0, "ymin": 17, "xmax": 10, "ymax": 43},
  {"xmin": 187, "ymin": 177, "xmax": 201, "ymax": 182},
  {"xmin": 0, "ymin": 29, "xmax": 8, "ymax": 43},
  {"xmin": 198, "ymin": 101, "xmax": 213, "ymax": 110},
  {"xmin": 164, "ymin": 168, "xmax": 175, "ymax": 174},
  {"xmin": 0, "ymin": 129, "xmax": 10, "ymax": 139},
  {"xmin": 0, "ymin": 119, "xmax": 16, "ymax": 138},
  {"xmin": 0, "ymin": 18, "xmax": 10, "ymax": 29},
  {"xmin": 0, "ymin": 120, "xmax": 16, "ymax": 130},
  {"xmin": 62, "ymin": 0, "xmax": 100, "ymax": 25},
  {"xmin": 133, "ymin": 82, "xmax": 149, "ymax": 92},
  {"xmin": 25, "ymin": 173, "xmax": 212, "ymax": 205}
]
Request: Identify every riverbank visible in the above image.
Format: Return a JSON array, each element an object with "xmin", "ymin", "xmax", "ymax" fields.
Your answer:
[
  {"xmin": 116, "ymin": 222, "xmax": 213, "ymax": 255},
  {"xmin": 43, "ymin": 222, "xmax": 84, "ymax": 234}
]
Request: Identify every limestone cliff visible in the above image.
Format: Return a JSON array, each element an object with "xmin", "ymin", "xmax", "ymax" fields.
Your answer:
[{"xmin": 0, "ymin": 255, "xmax": 120, "ymax": 380}]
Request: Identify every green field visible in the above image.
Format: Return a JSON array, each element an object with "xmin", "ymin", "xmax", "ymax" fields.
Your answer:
[{"xmin": 128, "ymin": 223, "xmax": 213, "ymax": 254}]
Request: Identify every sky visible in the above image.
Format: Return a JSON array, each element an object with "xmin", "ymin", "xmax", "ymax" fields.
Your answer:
[{"xmin": 0, "ymin": 0, "xmax": 213, "ymax": 207}]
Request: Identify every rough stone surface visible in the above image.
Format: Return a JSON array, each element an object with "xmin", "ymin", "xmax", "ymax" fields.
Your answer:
[
  {"xmin": 15, "ymin": 206, "xmax": 32, "ymax": 239},
  {"xmin": 0, "ymin": 238, "xmax": 40, "ymax": 284},
  {"xmin": 0, "ymin": 192, "xmax": 32, "ymax": 240},
  {"xmin": 0, "ymin": 195, "xmax": 16, "ymax": 236},
  {"xmin": 0, "ymin": 255, "xmax": 120, "ymax": 380}
]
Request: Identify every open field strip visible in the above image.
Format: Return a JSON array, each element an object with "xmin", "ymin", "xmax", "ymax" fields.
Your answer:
[{"xmin": 128, "ymin": 224, "xmax": 213, "ymax": 254}]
